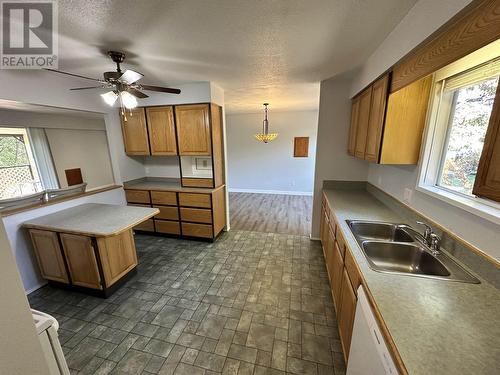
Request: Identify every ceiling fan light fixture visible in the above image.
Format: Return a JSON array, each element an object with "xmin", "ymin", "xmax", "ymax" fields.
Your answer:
[
  {"xmin": 101, "ymin": 91, "xmax": 118, "ymax": 106},
  {"xmin": 254, "ymin": 103, "xmax": 278, "ymax": 143},
  {"xmin": 120, "ymin": 91, "xmax": 138, "ymax": 109}
]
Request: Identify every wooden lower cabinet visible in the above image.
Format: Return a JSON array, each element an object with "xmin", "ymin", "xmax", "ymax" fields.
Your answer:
[
  {"xmin": 325, "ymin": 224, "xmax": 335, "ymax": 282},
  {"xmin": 134, "ymin": 218, "xmax": 155, "ymax": 232},
  {"xmin": 178, "ymin": 192, "xmax": 212, "ymax": 208},
  {"xmin": 182, "ymin": 222, "xmax": 213, "ymax": 238},
  {"xmin": 155, "ymin": 220, "xmax": 181, "ymax": 235},
  {"xmin": 331, "ymin": 241, "xmax": 345, "ymax": 312},
  {"xmin": 29, "ymin": 229, "xmax": 138, "ymax": 295},
  {"xmin": 181, "ymin": 178, "xmax": 214, "ymax": 188},
  {"xmin": 29, "ymin": 229, "xmax": 69, "ymax": 284},
  {"xmin": 96, "ymin": 231, "xmax": 137, "ymax": 287},
  {"xmin": 154, "ymin": 206, "xmax": 179, "ymax": 220},
  {"xmin": 60, "ymin": 233, "xmax": 101, "ymax": 289},
  {"xmin": 180, "ymin": 207, "xmax": 212, "ymax": 224},
  {"xmin": 338, "ymin": 269, "xmax": 357, "ymax": 362}
]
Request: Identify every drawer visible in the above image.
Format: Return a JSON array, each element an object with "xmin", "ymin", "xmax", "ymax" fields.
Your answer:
[
  {"xmin": 151, "ymin": 191, "xmax": 177, "ymax": 206},
  {"xmin": 154, "ymin": 205, "xmax": 179, "ymax": 220},
  {"xmin": 178, "ymin": 193, "xmax": 212, "ymax": 208},
  {"xmin": 125, "ymin": 189, "xmax": 150, "ymax": 204},
  {"xmin": 182, "ymin": 178, "xmax": 214, "ymax": 188},
  {"xmin": 134, "ymin": 219, "xmax": 155, "ymax": 232},
  {"xmin": 155, "ymin": 220, "xmax": 181, "ymax": 235},
  {"xmin": 181, "ymin": 222, "xmax": 213, "ymax": 238},
  {"xmin": 344, "ymin": 247, "xmax": 362, "ymax": 293},
  {"xmin": 180, "ymin": 207, "xmax": 212, "ymax": 224}
]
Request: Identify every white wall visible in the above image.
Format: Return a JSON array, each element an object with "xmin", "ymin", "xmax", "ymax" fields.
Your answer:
[
  {"xmin": 346, "ymin": 0, "xmax": 500, "ymax": 260},
  {"xmin": 311, "ymin": 72, "xmax": 370, "ymax": 237},
  {"xmin": 144, "ymin": 156, "xmax": 181, "ymax": 178},
  {"xmin": 2, "ymin": 188, "xmax": 126, "ymax": 293},
  {"xmin": 226, "ymin": 110, "xmax": 319, "ymax": 194},
  {"xmin": 45, "ymin": 128, "xmax": 115, "ymax": 189},
  {"xmin": 0, "ymin": 221, "xmax": 51, "ymax": 375}
]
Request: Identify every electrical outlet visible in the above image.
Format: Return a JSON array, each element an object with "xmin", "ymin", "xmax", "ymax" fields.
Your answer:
[{"xmin": 403, "ymin": 188, "xmax": 413, "ymax": 204}]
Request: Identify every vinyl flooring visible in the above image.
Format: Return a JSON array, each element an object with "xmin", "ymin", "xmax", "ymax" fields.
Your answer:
[
  {"xmin": 229, "ymin": 193, "xmax": 312, "ymax": 236},
  {"xmin": 28, "ymin": 231, "xmax": 345, "ymax": 375}
]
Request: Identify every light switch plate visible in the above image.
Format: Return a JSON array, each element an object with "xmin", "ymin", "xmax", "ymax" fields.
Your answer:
[{"xmin": 403, "ymin": 188, "xmax": 413, "ymax": 204}]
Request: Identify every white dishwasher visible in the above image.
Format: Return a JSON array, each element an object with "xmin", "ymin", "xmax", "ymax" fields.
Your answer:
[{"xmin": 346, "ymin": 286, "xmax": 398, "ymax": 375}]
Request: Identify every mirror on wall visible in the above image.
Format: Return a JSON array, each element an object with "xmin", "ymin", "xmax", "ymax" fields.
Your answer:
[{"xmin": 0, "ymin": 100, "xmax": 115, "ymax": 200}]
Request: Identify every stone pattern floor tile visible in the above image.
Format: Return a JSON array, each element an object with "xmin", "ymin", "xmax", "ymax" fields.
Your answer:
[{"xmin": 28, "ymin": 230, "xmax": 346, "ymax": 375}]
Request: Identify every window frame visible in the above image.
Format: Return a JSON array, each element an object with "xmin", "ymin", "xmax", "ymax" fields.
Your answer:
[{"xmin": 417, "ymin": 47, "xmax": 500, "ymax": 225}]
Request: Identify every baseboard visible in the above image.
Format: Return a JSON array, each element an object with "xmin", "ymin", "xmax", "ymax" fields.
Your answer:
[{"xmin": 228, "ymin": 188, "xmax": 313, "ymax": 196}]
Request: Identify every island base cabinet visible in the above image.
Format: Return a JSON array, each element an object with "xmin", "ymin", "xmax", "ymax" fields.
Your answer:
[
  {"xmin": 60, "ymin": 233, "xmax": 102, "ymax": 290},
  {"xmin": 29, "ymin": 229, "xmax": 69, "ymax": 284},
  {"xmin": 96, "ymin": 230, "xmax": 138, "ymax": 288}
]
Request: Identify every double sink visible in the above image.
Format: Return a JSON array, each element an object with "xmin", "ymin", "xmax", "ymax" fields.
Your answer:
[{"xmin": 347, "ymin": 220, "xmax": 479, "ymax": 283}]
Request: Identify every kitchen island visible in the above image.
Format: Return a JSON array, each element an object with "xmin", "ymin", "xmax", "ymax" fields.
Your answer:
[{"xmin": 23, "ymin": 203, "xmax": 158, "ymax": 297}]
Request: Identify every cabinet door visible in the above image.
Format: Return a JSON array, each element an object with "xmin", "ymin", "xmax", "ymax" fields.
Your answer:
[
  {"xmin": 338, "ymin": 269, "xmax": 357, "ymax": 362},
  {"xmin": 325, "ymin": 224, "xmax": 335, "ymax": 282},
  {"xmin": 331, "ymin": 241, "xmax": 344, "ymax": 313},
  {"xmin": 348, "ymin": 96, "xmax": 360, "ymax": 156},
  {"xmin": 146, "ymin": 106, "xmax": 178, "ymax": 155},
  {"xmin": 364, "ymin": 74, "xmax": 389, "ymax": 162},
  {"xmin": 60, "ymin": 234, "xmax": 102, "ymax": 289},
  {"xmin": 29, "ymin": 229, "xmax": 69, "ymax": 283},
  {"xmin": 96, "ymin": 230, "xmax": 138, "ymax": 287},
  {"xmin": 175, "ymin": 104, "xmax": 212, "ymax": 155},
  {"xmin": 354, "ymin": 87, "xmax": 373, "ymax": 159},
  {"xmin": 121, "ymin": 108, "xmax": 150, "ymax": 155}
]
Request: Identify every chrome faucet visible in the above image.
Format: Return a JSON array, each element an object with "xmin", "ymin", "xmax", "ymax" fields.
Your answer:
[{"xmin": 416, "ymin": 221, "xmax": 441, "ymax": 255}]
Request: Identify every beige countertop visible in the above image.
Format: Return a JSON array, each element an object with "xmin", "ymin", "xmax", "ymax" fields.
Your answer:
[
  {"xmin": 323, "ymin": 188, "xmax": 500, "ymax": 375},
  {"xmin": 123, "ymin": 178, "xmax": 224, "ymax": 193},
  {"xmin": 23, "ymin": 203, "xmax": 158, "ymax": 237}
]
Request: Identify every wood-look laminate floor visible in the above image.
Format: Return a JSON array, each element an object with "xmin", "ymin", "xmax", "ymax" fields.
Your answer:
[{"xmin": 229, "ymin": 192, "xmax": 312, "ymax": 236}]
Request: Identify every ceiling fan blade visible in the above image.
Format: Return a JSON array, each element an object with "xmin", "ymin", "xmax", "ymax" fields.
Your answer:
[
  {"xmin": 44, "ymin": 68, "xmax": 103, "ymax": 82},
  {"xmin": 118, "ymin": 69, "xmax": 143, "ymax": 84},
  {"xmin": 126, "ymin": 87, "xmax": 148, "ymax": 99},
  {"xmin": 140, "ymin": 85, "xmax": 181, "ymax": 94},
  {"xmin": 70, "ymin": 86, "xmax": 106, "ymax": 91}
]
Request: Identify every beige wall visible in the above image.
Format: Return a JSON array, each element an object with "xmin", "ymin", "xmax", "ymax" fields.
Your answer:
[{"xmin": 45, "ymin": 128, "xmax": 114, "ymax": 189}]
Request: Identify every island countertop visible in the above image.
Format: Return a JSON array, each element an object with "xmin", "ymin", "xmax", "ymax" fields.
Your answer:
[
  {"xmin": 23, "ymin": 203, "xmax": 159, "ymax": 237},
  {"xmin": 323, "ymin": 187, "xmax": 500, "ymax": 375}
]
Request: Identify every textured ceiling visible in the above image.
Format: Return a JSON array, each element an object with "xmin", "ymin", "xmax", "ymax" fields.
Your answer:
[{"xmin": 53, "ymin": 0, "xmax": 417, "ymax": 113}]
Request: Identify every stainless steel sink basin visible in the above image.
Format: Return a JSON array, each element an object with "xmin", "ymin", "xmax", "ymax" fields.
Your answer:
[
  {"xmin": 347, "ymin": 220, "xmax": 480, "ymax": 283},
  {"xmin": 362, "ymin": 241, "xmax": 450, "ymax": 277},
  {"xmin": 348, "ymin": 221, "xmax": 413, "ymax": 242}
]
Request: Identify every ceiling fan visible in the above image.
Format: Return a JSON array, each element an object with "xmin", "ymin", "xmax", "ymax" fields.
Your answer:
[{"xmin": 45, "ymin": 51, "xmax": 181, "ymax": 119}]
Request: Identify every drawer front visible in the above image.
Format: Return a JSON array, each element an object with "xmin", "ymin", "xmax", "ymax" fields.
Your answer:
[
  {"xmin": 181, "ymin": 222, "xmax": 213, "ymax": 238},
  {"xmin": 182, "ymin": 178, "xmax": 214, "ymax": 188},
  {"xmin": 125, "ymin": 189, "xmax": 151, "ymax": 204},
  {"xmin": 336, "ymin": 230, "xmax": 346, "ymax": 258},
  {"xmin": 180, "ymin": 207, "xmax": 212, "ymax": 224},
  {"xmin": 155, "ymin": 220, "xmax": 181, "ymax": 235},
  {"xmin": 134, "ymin": 219, "xmax": 155, "ymax": 232},
  {"xmin": 151, "ymin": 191, "xmax": 177, "ymax": 206},
  {"xmin": 178, "ymin": 193, "xmax": 212, "ymax": 208},
  {"xmin": 154, "ymin": 205, "xmax": 179, "ymax": 220},
  {"xmin": 344, "ymin": 247, "xmax": 362, "ymax": 293}
]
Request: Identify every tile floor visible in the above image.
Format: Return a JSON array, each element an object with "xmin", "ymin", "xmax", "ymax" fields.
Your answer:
[{"xmin": 28, "ymin": 231, "xmax": 346, "ymax": 375}]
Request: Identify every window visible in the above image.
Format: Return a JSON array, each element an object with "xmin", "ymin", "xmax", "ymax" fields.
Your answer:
[
  {"xmin": 419, "ymin": 50, "xmax": 500, "ymax": 223},
  {"xmin": 437, "ymin": 75, "xmax": 498, "ymax": 196},
  {"xmin": 0, "ymin": 127, "xmax": 42, "ymax": 199}
]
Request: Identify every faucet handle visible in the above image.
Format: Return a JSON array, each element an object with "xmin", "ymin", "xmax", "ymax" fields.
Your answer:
[{"xmin": 429, "ymin": 233, "xmax": 441, "ymax": 254}]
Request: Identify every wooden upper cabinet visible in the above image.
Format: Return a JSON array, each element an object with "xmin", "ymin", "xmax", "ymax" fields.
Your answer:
[
  {"xmin": 354, "ymin": 87, "xmax": 373, "ymax": 159},
  {"xmin": 473, "ymin": 83, "xmax": 500, "ymax": 202},
  {"xmin": 348, "ymin": 96, "xmax": 360, "ymax": 156},
  {"xmin": 121, "ymin": 108, "xmax": 150, "ymax": 155},
  {"xmin": 146, "ymin": 106, "xmax": 177, "ymax": 155},
  {"xmin": 175, "ymin": 104, "xmax": 212, "ymax": 155},
  {"xmin": 29, "ymin": 229, "xmax": 69, "ymax": 284},
  {"xmin": 380, "ymin": 75, "xmax": 433, "ymax": 164},
  {"xmin": 364, "ymin": 75, "xmax": 389, "ymax": 162}
]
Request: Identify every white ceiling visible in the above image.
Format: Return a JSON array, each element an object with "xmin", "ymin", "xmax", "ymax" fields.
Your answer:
[{"xmin": 53, "ymin": 0, "xmax": 417, "ymax": 113}]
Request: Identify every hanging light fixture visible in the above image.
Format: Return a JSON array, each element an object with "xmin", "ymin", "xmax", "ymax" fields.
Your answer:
[
  {"xmin": 254, "ymin": 103, "xmax": 278, "ymax": 143},
  {"xmin": 100, "ymin": 89, "xmax": 138, "ymax": 121}
]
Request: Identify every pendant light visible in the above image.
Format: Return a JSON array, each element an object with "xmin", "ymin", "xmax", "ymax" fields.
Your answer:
[{"xmin": 254, "ymin": 103, "xmax": 278, "ymax": 143}]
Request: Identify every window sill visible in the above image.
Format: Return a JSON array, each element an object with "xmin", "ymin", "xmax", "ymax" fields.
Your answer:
[{"xmin": 416, "ymin": 185, "xmax": 500, "ymax": 226}]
